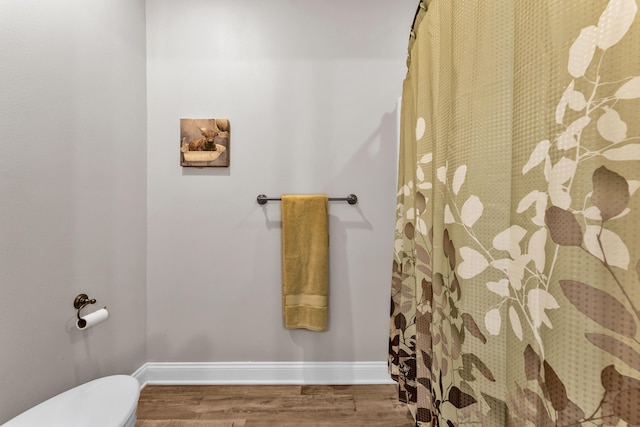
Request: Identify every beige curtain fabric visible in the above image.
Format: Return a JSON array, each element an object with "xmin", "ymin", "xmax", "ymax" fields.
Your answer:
[{"xmin": 390, "ymin": 1, "xmax": 640, "ymax": 425}]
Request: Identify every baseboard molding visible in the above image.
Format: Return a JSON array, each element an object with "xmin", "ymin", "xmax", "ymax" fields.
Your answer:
[
  {"xmin": 132, "ymin": 362, "xmax": 394, "ymax": 388},
  {"xmin": 131, "ymin": 363, "xmax": 150, "ymax": 388}
]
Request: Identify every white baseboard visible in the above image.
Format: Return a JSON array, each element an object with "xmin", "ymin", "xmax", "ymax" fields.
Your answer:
[{"xmin": 132, "ymin": 362, "xmax": 393, "ymax": 388}]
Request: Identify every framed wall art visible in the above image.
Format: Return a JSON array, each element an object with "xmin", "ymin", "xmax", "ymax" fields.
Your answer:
[{"xmin": 180, "ymin": 118, "xmax": 230, "ymax": 167}]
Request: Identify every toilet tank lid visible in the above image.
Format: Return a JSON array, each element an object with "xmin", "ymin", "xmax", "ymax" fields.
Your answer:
[{"xmin": 2, "ymin": 375, "xmax": 140, "ymax": 427}]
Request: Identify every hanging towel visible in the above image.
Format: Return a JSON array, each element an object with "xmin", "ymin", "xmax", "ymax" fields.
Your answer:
[{"xmin": 281, "ymin": 194, "xmax": 329, "ymax": 331}]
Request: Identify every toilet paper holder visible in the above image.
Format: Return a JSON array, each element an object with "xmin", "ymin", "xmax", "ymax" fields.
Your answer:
[{"xmin": 74, "ymin": 293, "xmax": 97, "ymax": 320}]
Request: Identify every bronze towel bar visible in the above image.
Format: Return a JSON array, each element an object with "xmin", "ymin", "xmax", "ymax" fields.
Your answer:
[{"xmin": 257, "ymin": 194, "xmax": 358, "ymax": 205}]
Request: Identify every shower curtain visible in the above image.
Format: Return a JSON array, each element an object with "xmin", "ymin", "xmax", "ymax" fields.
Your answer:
[{"xmin": 389, "ymin": 1, "xmax": 640, "ymax": 425}]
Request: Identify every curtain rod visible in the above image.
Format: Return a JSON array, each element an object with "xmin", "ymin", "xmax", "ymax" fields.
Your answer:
[{"xmin": 256, "ymin": 194, "xmax": 358, "ymax": 205}]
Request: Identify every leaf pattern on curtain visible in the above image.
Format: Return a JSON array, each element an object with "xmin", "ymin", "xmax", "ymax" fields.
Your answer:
[{"xmin": 390, "ymin": 1, "xmax": 640, "ymax": 426}]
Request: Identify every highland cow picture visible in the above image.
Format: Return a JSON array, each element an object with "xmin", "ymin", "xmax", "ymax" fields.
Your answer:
[{"xmin": 180, "ymin": 118, "xmax": 230, "ymax": 167}]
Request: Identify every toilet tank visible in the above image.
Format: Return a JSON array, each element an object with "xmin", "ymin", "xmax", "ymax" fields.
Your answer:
[{"xmin": 2, "ymin": 375, "xmax": 140, "ymax": 427}]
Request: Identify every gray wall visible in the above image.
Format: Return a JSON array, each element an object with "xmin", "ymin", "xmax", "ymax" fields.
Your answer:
[
  {"xmin": 0, "ymin": 0, "xmax": 414, "ymax": 422},
  {"xmin": 0, "ymin": 0, "xmax": 148, "ymax": 423},
  {"xmin": 146, "ymin": 0, "xmax": 414, "ymax": 362}
]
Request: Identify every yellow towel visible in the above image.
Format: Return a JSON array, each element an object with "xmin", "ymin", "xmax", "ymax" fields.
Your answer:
[{"xmin": 281, "ymin": 194, "xmax": 329, "ymax": 331}]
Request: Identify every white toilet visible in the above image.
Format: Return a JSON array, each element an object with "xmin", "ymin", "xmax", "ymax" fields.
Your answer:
[{"xmin": 2, "ymin": 375, "xmax": 140, "ymax": 427}]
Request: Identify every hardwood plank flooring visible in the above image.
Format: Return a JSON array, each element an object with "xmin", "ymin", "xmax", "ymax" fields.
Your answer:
[{"xmin": 136, "ymin": 384, "xmax": 415, "ymax": 426}]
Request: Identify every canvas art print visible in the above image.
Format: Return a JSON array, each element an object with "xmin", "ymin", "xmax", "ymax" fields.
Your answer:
[{"xmin": 180, "ymin": 118, "xmax": 230, "ymax": 167}]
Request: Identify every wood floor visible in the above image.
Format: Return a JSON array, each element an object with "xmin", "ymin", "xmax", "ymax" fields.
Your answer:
[{"xmin": 135, "ymin": 384, "xmax": 415, "ymax": 426}]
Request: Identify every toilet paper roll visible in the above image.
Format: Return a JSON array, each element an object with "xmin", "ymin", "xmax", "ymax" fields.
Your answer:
[{"xmin": 77, "ymin": 307, "xmax": 109, "ymax": 330}]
